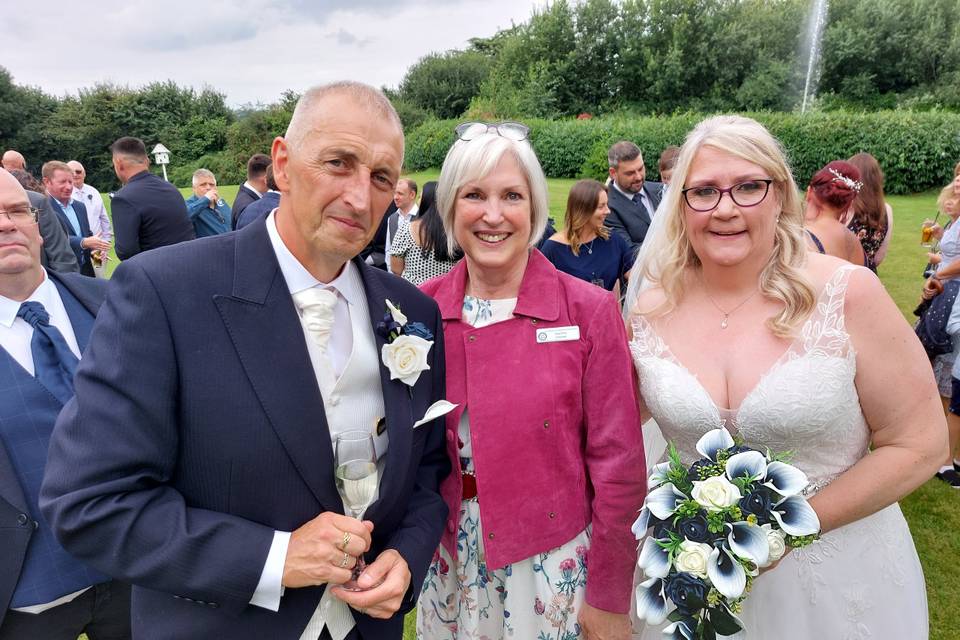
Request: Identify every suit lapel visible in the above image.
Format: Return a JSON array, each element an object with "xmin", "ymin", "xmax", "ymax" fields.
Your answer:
[
  {"xmin": 353, "ymin": 259, "xmax": 414, "ymax": 519},
  {"xmin": 213, "ymin": 221, "xmax": 343, "ymax": 511},
  {"xmin": 50, "ymin": 278, "xmax": 96, "ymax": 353}
]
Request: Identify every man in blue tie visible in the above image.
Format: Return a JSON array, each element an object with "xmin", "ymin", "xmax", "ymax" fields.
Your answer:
[
  {"xmin": 603, "ymin": 140, "xmax": 664, "ymax": 254},
  {"xmin": 0, "ymin": 169, "xmax": 130, "ymax": 639},
  {"xmin": 40, "ymin": 161, "xmax": 111, "ymax": 277}
]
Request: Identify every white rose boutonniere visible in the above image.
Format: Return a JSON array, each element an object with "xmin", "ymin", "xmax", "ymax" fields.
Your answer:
[
  {"xmin": 377, "ymin": 299, "xmax": 434, "ymax": 388},
  {"xmin": 691, "ymin": 475, "xmax": 742, "ymax": 512}
]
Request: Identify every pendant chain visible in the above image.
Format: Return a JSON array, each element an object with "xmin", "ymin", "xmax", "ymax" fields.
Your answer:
[{"xmin": 703, "ymin": 285, "xmax": 760, "ymax": 329}]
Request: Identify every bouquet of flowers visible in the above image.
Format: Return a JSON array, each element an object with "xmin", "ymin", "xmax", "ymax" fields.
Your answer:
[{"xmin": 633, "ymin": 427, "xmax": 821, "ymax": 639}]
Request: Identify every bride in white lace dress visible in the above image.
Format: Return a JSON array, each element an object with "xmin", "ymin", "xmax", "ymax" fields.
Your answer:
[{"xmin": 625, "ymin": 116, "xmax": 946, "ymax": 639}]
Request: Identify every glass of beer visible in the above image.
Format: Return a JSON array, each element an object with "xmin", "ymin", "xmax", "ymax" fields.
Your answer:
[{"xmin": 921, "ymin": 221, "xmax": 935, "ymax": 247}]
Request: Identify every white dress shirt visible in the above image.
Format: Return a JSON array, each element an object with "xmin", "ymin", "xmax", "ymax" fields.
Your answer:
[
  {"xmin": 72, "ymin": 183, "xmax": 113, "ymax": 241},
  {"xmin": 385, "ymin": 204, "xmax": 418, "ymax": 274}
]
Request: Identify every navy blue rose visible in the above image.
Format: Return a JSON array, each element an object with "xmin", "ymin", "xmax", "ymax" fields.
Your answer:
[
  {"xmin": 664, "ymin": 573, "xmax": 708, "ymax": 617},
  {"xmin": 376, "ymin": 313, "xmax": 403, "ymax": 340},
  {"xmin": 651, "ymin": 519, "xmax": 672, "ymax": 540},
  {"xmin": 403, "ymin": 321, "xmax": 434, "ymax": 341},
  {"xmin": 726, "ymin": 444, "xmax": 755, "ymax": 455},
  {"xmin": 676, "ymin": 514, "xmax": 710, "ymax": 543},
  {"xmin": 739, "ymin": 486, "xmax": 774, "ymax": 524},
  {"xmin": 686, "ymin": 459, "xmax": 715, "ymax": 484}
]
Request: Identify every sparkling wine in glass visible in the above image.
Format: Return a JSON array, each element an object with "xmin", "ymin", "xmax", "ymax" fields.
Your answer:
[{"xmin": 334, "ymin": 430, "xmax": 379, "ymax": 591}]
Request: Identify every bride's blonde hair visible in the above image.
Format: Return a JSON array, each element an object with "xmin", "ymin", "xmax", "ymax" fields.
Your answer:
[{"xmin": 638, "ymin": 115, "xmax": 815, "ymax": 337}]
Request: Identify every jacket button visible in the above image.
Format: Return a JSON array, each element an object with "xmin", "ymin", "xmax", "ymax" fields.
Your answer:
[
  {"xmin": 531, "ymin": 319, "xmax": 538, "ymax": 325},
  {"xmin": 548, "ymin": 512, "xmax": 556, "ymax": 519},
  {"xmin": 468, "ymin": 335, "xmax": 476, "ymax": 342},
  {"xmin": 543, "ymin": 420, "xmax": 550, "ymax": 429},
  {"xmin": 16, "ymin": 513, "xmax": 28, "ymax": 526},
  {"xmin": 488, "ymin": 532, "xmax": 495, "ymax": 539}
]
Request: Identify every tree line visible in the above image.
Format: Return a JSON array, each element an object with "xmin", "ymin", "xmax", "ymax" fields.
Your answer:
[{"xmin": 1, "ymin": 0, "xmax": 957, "ymax": 189}]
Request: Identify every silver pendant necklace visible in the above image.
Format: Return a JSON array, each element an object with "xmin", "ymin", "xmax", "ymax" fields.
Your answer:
[{"xmin": 703, "ymin": 285, "xmax": 760, "ymax": 329}]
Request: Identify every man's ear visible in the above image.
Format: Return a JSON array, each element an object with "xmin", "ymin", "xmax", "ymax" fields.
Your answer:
[{"xmin": 272, "ymin": 136, "xmax": 290, "ymax": 193}]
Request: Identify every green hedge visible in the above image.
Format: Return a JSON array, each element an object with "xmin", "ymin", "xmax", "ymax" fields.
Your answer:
[{"xmin": 404, "ymin": 112, "xmax": 960, "ymax": 195}]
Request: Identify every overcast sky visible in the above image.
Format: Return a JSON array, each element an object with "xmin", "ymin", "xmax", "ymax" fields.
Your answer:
[{"xmin": 2, "ymin": 0, "xmax": 543, "ymax": 107}]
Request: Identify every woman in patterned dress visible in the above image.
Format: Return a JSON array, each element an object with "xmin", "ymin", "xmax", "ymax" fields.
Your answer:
[
  {"xmin": 390, "ymin": 181, "xmax": 461, "ymax": 285},
  {"xmin": 418, "ymin": 122, "xmax": 646, "ymax": 640},
  {"xmin": 846, "ymin": 152, "xmax": 893, "ymax": 272}
]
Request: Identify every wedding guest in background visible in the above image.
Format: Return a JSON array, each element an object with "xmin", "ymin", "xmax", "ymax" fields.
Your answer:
[
  {"xmin": 231, "ymin": 153, "xmax": 270, "ymax": 228},
  {"xmin": 657, "ymin": 145, "xmax": 680, "ymax": 186},
  {"xmin": 604, "ymin": 140, "xmax": 662, "ymax": 254},
  {"xmin": 803, "ymin": 160, "xmax": 866, "ymax": 265},
  {"xmin": 418, "ymin": 121, "xmax": 645, "ymax": 640},
  {"xmin": 389, "ymin": 181, "xmax": 459, "ymax": 285},
  {"xmin": 1, "ymin": 150, "xmax": 26, "ymax": 172},
  {"xmin": 67, "ymin": 161, "xmax": 112, "ymax": 277},
  {"xmin": 385, "ymin": 179, "xmax": 418, "ymax": 274},
  {"xmin": 185, "ymin": 169, "xmax": 232, "ymax": 238},
  {"xmin": 0, "ymin": 169, "xmax": 130, "ymax": 639},
  {"xmin": 9, "ymin": 170, "xmax": 78, "ymax": 274},
  {"xmin": 924, "ymin": 185, "xmax": 960, "ymax": 281},
  {"xmin": 109, "ymin": 137, "xmax": 194, "ymax": 260},
  {"xmin": 627, "ymin": 115, "xmax": 943, "ymax": 638},
  {"xmin": 235, "ymin": 165, "xmax": 281, "ymax": 230},
  {"xmin": 540, "ymin": 179, "xmax": 634, "ymax": 293},
  {"xmin": 846, "ymin": 152, "xmax": 893, "ymax": 272},
  {"xmin": 938, "ymin": 278, "xmax": 960, "ymax": 488},
  {"xmin": 41, "ymin": 161, "xmax": 110, "ymax": 277}
]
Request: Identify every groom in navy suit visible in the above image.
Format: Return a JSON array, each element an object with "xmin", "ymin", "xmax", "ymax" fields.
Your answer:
[
  {"xmin": 41, "ymin": 82, "xmax": 449, "ymax": 640},
  {"xmin": 40, "ymin": 161, "xmax": 110, "ymax": 277},
  {"xmin": 0, "ymin": 169, "xmax": 129, "ymax": 639}
]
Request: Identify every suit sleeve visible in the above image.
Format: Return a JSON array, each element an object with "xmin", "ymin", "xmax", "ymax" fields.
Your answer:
[
  {"xmin": 38, "ymin": 204, "xmax": 80, "ymax": 273},
  {"xmin": 112, "ymin": 194, "xmax": 141, "ymax": 261},
  {"xmin": 384, "ymin": 304, "xmax": 451, "ymax": 614},
  {"xmin": 604, "ymin": 207, "xmax": 640, "ymax": 256},
  {"xmin": 40, "ymin": 260, "xmax": 275, "ymax": 613}
]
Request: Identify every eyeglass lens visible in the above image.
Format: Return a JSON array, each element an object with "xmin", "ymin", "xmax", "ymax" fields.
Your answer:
[{"xmin": 684, "ymin": 180, "xmax": 771, "ymax": 211}]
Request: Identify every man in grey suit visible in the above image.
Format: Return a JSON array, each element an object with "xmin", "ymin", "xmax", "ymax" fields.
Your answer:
[{"xmin": 604, "ymin": 141, "xmax": 663, "ymax": 254}]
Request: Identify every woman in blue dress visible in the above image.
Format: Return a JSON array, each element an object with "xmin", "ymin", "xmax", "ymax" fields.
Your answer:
[{"xmin": 540, "ymin": 179, "xmax": 635, "ymax": 293}]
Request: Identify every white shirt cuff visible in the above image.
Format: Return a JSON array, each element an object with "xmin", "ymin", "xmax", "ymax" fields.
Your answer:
[{"xmin": 249, "ymin": 531, "xmax": 290, "ymax": 611}]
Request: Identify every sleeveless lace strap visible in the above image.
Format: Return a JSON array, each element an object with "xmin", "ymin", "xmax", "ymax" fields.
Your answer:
[
  {"xmin": 798, "ymin": 264, "xmax": 861, "ymax": 358},
  {"xmin": 629, "ymin": 314, "xmax": 670, "ymax": 360}
]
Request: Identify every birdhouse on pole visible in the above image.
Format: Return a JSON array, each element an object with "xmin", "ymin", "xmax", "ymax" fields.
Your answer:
[{"xmin": 151, "ymin": 143, "xmax": 171, "ymax": 182}]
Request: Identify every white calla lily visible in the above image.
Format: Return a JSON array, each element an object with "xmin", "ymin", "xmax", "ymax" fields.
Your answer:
[
  {"xmin": 726, "ymin": 521, "xmax": 770, "ymax": 566},
  {"xmin": 663, "ymin": 620, "xmax": 695, "ymax": 640},
  {"xmin": 638, "ymin": 536, "xmax": 671, "ymax": 578},
  {"xmin": 725, "ymin": 450, "xmax": 767, "ymax": 481},
  {"xmin": 644, "ymin": 483, "xmax": 687, "ymax": 520},
  {"xmin": 648, "ymin": 461, "xmax": 672, "ymax": 487},
  {"xmin": 635, "ymin": 577, "xmax": 671, "ymax": 624},
  {"xmin": 707, "ymin": 546, "xmax": 747, "ymax": 599},
  {"xmin": 631, "ymin": 507, "xmax": 651, "ymax": 539},
  {"xmin": 696, "ymin": 427, "xmax": 735, "ymax": 461},
  {"xmin": 763, "ymin": 461, "xmax": 810, "ymax": 497},
  {"xmin": 771, "ymin": 496, "xmax": 821, "ymax": 536}
]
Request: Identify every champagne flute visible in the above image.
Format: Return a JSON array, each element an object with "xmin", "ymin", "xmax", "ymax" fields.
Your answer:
[{"xmin": 334, "ymin": 430, "xmax": 379, "ymax": 591}]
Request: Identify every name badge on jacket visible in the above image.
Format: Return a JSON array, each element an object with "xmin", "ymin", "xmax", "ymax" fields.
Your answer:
[{"xmin": 536, "ymin": 326, "xmax": 580, "ymax": 343}]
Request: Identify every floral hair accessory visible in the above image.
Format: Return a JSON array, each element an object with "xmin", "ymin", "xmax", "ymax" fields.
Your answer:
[{"xmin": 827, "ymin": 168, "xmax": 863, "ymax": 192}]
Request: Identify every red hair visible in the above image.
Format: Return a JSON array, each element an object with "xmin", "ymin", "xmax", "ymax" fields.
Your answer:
[{"xmin": 808, "ymin": 160, "xmax": 861, "ymax": 211}]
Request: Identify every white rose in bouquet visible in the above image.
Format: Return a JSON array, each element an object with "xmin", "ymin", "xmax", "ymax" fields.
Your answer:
[
  {"xmin": 760, "ymin": 524, "xmax": 787, "ymax": 567},
  {"xmin": 692, "ymin": 475, "xmax": 742, "ymax": 512},
  {"xmin": 674, "ymin": 540, "xmax": 713, "ymax": 578}
]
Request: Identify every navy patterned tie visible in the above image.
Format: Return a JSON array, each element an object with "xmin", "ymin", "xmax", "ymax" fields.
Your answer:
[{"xmin": 17, "ymin": 301, "xmax": 79, "ymax": 404}]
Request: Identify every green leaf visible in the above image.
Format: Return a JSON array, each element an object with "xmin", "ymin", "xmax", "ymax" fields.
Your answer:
[{"xmin": 709, "ymin": 607, "xmax": 743, "ymax": 635}]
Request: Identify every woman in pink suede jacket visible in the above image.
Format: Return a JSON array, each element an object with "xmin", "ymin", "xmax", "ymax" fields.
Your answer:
[{"xmin": 416, "ymin": 121, "xmax": 646, "ymax": 640}]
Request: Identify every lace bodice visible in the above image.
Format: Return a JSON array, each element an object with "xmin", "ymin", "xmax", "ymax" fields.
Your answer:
[{"xmin": 630, "ymin": 265, "xmax": 867, "ymax": 493}]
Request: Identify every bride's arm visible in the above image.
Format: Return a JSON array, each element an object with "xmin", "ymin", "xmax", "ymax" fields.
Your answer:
[{"xmin": 807, "ymin": 268, "xmax": 947, "ymax": 535}]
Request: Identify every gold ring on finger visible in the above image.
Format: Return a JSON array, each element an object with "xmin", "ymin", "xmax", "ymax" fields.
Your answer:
[
  {"xmin": 339, "ymin": 530, "xmax": 352, "ymax": 551},
  {"xmin": 339, "ymin": 552, "xmax": 350, "ymax": 568}
]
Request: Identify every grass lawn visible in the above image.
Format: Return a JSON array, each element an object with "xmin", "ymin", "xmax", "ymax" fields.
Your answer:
[{"xmin": 92, "ymin": 177, "xmax": 955, "ymax": 640}]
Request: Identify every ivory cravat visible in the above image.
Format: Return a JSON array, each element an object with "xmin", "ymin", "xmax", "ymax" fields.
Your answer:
[{"xmin": 292, "ymin": 288, "xmax": 339, "ymax": 395}]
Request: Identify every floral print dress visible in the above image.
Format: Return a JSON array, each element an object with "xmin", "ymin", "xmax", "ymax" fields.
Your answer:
[{"xmin": 417, "ymin": 295, "xmax": 591, "ymax": 640}]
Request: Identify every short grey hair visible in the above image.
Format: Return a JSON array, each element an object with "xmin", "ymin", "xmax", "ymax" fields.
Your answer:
[
  {"xmin": 437, "ymin": 132, "xmax": 549, "ymax": 255},
  {"xmin": 192, "ymin": 168, "xmax": 216, "ymax": 186},
  {"xmin": 608, "ymin": 140, "xmax": 643, "ymax": 168},
  {"xmin": 285, "ymin": 81, "xmax": 402, "ymax": 157}
]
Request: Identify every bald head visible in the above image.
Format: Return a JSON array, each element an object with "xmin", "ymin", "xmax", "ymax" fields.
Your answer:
[
  {"xmin": 284, "ymin": 81, "xmax": 403, "ymax": 155},
  {"xmin": 0, "ymin": 168, "xmax": 29, "ymax": 201},
  {"xmin": 2, "ymin": 150, "xmax": 26, "ymax": 172}
]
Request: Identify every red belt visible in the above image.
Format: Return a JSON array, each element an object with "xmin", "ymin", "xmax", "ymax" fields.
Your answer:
[{"xmin": 462, "ymin": 472, "xmax": 478, "ymax": 501}]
